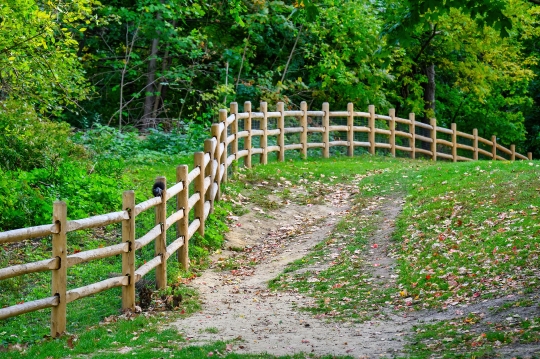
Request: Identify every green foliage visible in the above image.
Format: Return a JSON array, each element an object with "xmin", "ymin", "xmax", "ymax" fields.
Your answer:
[
  {"xmin": 0, "ymin": 100, "xmax": 86, "ymax": 171},
  {"xmin": 0, "ymin": 0, "xmax": 96, "ymax": 115}
]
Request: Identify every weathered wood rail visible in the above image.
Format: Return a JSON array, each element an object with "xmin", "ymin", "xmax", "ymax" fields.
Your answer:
[{"xmin": 0, "ymin": 101, "xmax": 531, "ymax": 337}]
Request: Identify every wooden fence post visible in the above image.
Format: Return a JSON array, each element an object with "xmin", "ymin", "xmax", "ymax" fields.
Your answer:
[
  {"xmin": 121, "ymin": 191, "xmax": 135, "ymax": 310},
  {"xmin": 244, "ymin": 101, "xmax": 252, "ymax": 168},
  {"xmin": 409, "ymin": 113, "xmax": 416, "ymax": 159},
  {"xmin": 230, "ymin": 102, "xmax": 238, "ymax": 177},
  {"xmin": 219, "ymin": 109, "xmax": 228, "ymax": 186},
  {"xmin": 277, "ymin": 102, "xmax": 285, "ymax": 162},
  {"xmin": 300, "ymin": 101, "xmax": 308, "ymax": 158},
  {"xmin": 204, "ymin": 139, "xmax": 215, "ymax": 212},
  {"xmin": 260, "ymin": 102, "xmax": 268, "ymax": 165},
  {"xmin": 322, "ymin": 102, "xmax": 330, "ymax": 158},
  {"xmin": 510, "ymin": 145, "xmax": 516, "ymax": 161},
  {"xmin": 473, "ymin": 129, "xmax": 479, "ymax": 160},
  {"xmin": 211, "ymin": 123, "xmax": 221, "ymax": 201},
  {"xmin": 368, "ymin": 105, "xmax": 375, "ymax": 155},
  {"xmin": 155, "ymin": 176, "xmax": 167, "ymax": 289},
  {"xmin": 528, "ymin": 152, "xmax": 533, "ymax": 160},
  {"xmin": 389, "ymin": 109, "xmax": 396, "ymax": 157},
  {"xmin": 430, "ymin": 118, "xmax": 437, "ymax": 161},
  {"xmin": 194, "ymin": 152, "xmax": 206, "ymax": 237},
  {"xmin": 347, "ymin": 103, "xmax": 354, "ymax": 157},
  {"xmin": 451, "ymin": 123, "xmax": 457, "ymax": 162},
  {"xmin": 492, "ymin": 135, "xmax": 497, "ymax": 161},
  {"xmin": 177, "ymin": 165, "xmax": 189, "ymax": 270},
  {"xmin": 51, "ymin": 201, "xmax": 67, "ymax": 337}
]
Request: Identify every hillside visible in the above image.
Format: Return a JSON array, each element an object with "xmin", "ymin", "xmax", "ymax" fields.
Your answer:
[{"xmin": 1, "ymin": 155, "xmax": 539, "ymax": 358}]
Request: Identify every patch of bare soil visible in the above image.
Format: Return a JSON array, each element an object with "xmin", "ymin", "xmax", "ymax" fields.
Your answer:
[{"xmin": 168, "ymin": 185, "xmax": 540, "ymax": 358}]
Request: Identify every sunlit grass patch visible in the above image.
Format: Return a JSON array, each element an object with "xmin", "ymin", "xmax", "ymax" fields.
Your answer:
[{"xmin": 391, "ymin": 160, "xmax": 540, "ymax": 310}]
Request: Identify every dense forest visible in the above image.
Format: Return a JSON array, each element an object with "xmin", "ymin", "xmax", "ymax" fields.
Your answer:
[{"xmin": 0, "ymin": 0, "xmax": 539, "ymax": 229}]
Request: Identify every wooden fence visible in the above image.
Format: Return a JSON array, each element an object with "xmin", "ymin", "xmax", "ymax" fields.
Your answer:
[{"xmin": 0, "ymin": 101, "xmax": 532, "ymax": 337}]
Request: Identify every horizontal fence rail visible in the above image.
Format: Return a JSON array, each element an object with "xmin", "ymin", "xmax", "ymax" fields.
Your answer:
[{"xmin": 0, "ymin": 101, "xmax": 532, "ymax": 337}]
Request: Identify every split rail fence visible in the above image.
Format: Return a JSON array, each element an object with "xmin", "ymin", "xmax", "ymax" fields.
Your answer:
[{"xmin": 0, "ymin": 101, "xmax": 532, "ymax": 337}]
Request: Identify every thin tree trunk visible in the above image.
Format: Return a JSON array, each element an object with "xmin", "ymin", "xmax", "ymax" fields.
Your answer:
[
  {"xmin": 224, "ymin": 61, "xmax": 229, "ymax": 105},
  {"xmin": 421, "ymin": 63, "xmax": 436, "ymax": 150},
  {"xmin": 142, "ymin": 36, "xmax": 160, "ymax": 128},
  {"xmin": 235, "ymin": 34, "xmax": 250, "ymax": 91},
  {"xmin": 111, "ymin": 24, "xmax": 139, "ymax": 129},
  {"xmin": 281, "ymin": 24, "xmax": 303, "ymax": 84}
]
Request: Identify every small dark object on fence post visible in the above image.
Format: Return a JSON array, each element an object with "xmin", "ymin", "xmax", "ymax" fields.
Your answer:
[
  {"xmin": 152, "ymin": 181, "xmax": 165, "ymax": 197},
  {"xmin": 155, "ymin": 176, "xmax": 167, "ymax": 289}
]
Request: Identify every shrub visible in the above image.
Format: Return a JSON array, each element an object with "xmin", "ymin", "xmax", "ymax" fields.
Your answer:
[{"xmin": 0, "ymin": 100, "xmax": 86, "ymax": 172}]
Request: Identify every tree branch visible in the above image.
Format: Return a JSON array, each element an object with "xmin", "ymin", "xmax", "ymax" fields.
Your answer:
[
  {"xmin": 413, "ymin": 24, "xmax": 438, "ymax": 64},
  {"xmin": 281, "ymin": 24, "xmax": 303, "ymax": 84}
]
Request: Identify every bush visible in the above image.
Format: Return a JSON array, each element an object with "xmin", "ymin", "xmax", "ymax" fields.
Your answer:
[{"xmin": 0, "ymin": 100, "xmax": 86, "ymax": 172}]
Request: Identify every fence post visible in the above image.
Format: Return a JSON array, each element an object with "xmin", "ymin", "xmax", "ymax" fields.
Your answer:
[
  {"xmin": 219, "ymin": 109, "xmax": 228, "ymax": 186},
  {"xmin": 121, "ymin": 191, "xmax": 135, "ymax": 310},
  {"xmin": 368, "ymin": 105, "xmax": 375, "ymax": 155},
  {"xmin": 204, "ymin": 139, "xmax": 215, "ymax": 212},
  {"xmin": 409, "ymin": 113, "xmax": 416, "ymax": 159},
  {"xmin": 389, "ymin": 109, "xmax": 396, "ymax": 157},
  {"xmin": 260, "ymin": 102, "xmax": 268, "ymax": 165},
  {"xmin": 277, "ymin": 102, "xmax": 285, "ymax": 162},
  {"xmin": 473, "ymin": 129, "xmax": 479, "ymax": 160},
  {"xmin": 244, "ymin": 101, "xmax": 252, "ymax": 168},
  {"xmin": 230, "ymin": 102, "xmax": 238, "ymax": 178},
  {"xmin": 300, "ymin": 101, "xmax": 308, "ymax": 158},
  {"xmin": 451, "ymin": 123, "xmax": 457, "ymax": 162},
  {"xmin": 528, "ymin": 152, "xmax": 533, "ymax": 160},
  {"xmin": 194, "ymin": 152, "xmax": 206, "ymax": 238},
  {"xmin": 51, "ymin": 201, "xmax": 67, "ymax": 337},
  {"xmin": 211, "ymin": 123, "xmax": 222, "ymax": 201},
  {"xmin": 430, "ymin": 118, "xmax": 437, "ymax": 161},
  {"xmin": 347, "ymin": 103, "xmax": 354, "ymax": 157},
  {"xmin": 322, "ymin": 102, "xmax": 330, "ymax": 158},
  {"xmin": 177, "ymin": 165, "xmax": 189, "ymax": 270},
  {"xmin": 492, "ymin": 135, "xmax": 497, "ymax": 161},
  {"xmin": 511, "ymin": 145, "xmax": 516, "ymax": 161},
  {"xmin": 155, "ymin": 176, "xmax": 167, "ymax": 289}
]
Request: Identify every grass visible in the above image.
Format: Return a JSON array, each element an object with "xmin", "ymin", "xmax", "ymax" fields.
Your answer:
[
  {"xmin": 1, "ymin": 153, "xmax": 539, "ymax": 358},
  {"xmin": 402, "ymin": 312, "xmax": 540, "ymax": 358}
]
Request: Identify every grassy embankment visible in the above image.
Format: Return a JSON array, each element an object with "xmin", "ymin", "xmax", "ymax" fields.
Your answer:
[{"xmin": 1, "ymin": 154, "xmax": 539, "ymax": 358}]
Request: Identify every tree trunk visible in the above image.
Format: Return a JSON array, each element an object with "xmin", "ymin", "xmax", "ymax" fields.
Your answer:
[
  {"xmin": 423, "ymin": 63, "xmax": 436, "ymax": 120},
  {"xmin": 421, "ymin": 63, "xmax": 436, "ymax": 150},
  {"xmin": 141, "ymin": 36, "xmax": 160, "ymax": 129}
]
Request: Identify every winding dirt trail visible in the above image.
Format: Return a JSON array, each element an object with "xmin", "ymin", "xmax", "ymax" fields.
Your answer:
[
  {"xmin": 168, "ymin": 186, "xmax": 418, "ymax": 357},
  {"xmin": 167, "ymin": 185, "xmax": 540, "ymax": 358}
]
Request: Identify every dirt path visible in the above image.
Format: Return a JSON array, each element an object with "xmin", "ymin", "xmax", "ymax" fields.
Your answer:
[
  {"xmin": 168, "ymin": 187, "xmax": 419, "ymax": 357},
  {"xmin": 167, "ymin": 186, "xmax": 540, "ymax": 358}
]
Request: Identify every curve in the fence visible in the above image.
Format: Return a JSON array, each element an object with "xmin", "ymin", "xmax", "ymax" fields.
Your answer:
[{"xmin": 0, "ymin": 101, "xmax": 532, "ymax": 337}]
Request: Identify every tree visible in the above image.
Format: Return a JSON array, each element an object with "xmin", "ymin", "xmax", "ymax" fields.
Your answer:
[
  {"xmin": 381, "ymin": 0, "xmax": 537, "ymax": 148},
  {"xmin": 0, "ymin": 0, "xmax": 96, "ymax": 116}
]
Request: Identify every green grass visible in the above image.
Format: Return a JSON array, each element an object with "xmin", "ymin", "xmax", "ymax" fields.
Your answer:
[
  {"xmin": 1, "ymin": 154, "xmax": 539, "ymax": 359},
  {"xmin": 403, "ymin": 312, "xmax": 540, "ymax": 358}
]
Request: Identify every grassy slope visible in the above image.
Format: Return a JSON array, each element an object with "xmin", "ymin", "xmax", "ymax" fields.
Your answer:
[{"xmin": 1, "ymin": 155, "xmax": 539, "ymax": 358}]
